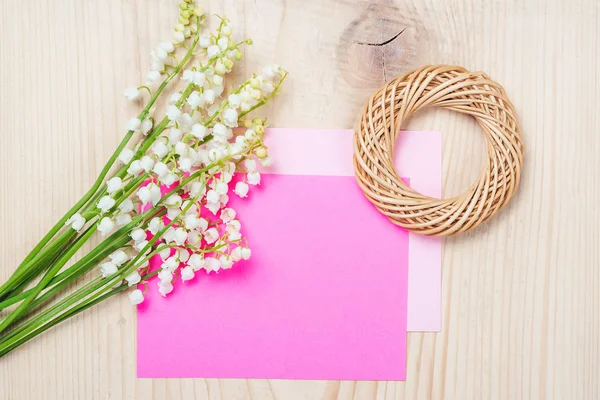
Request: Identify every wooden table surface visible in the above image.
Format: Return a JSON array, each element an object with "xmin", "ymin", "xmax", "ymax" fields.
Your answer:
[{"xmin": 1, "ymin": 0, "xmax": 599, "ymax": 399}]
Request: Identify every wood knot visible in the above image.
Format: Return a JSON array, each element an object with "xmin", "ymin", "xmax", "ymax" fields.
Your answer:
[{"xmin": 337, "ymin": 2, "xmax": 434, "ymax": 88}]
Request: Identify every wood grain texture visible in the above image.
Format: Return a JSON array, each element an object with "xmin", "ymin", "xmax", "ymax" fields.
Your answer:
[{"xmin": 1, "ymin": 0, "xmax": 599, "ymax": 398}]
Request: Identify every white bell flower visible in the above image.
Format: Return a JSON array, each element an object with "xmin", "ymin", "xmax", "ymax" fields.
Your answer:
[
  {"xmin": 174, "ymin": 141, "xmax": 188, "ymax": 156},
  {"xmin": 245, "ymin": 129, "xmax": 257, "ymax": 140},
  {"xmin": 213, "ymin": 75, "xmax": 224, "ymax": 86},
  {"xmin": 187, "ymin": 91, "xmax": 203, "ymax": 108},
  {"xmin": 158, "ymin": 271, "xmax": 173, "ymax": 287},
  {"xmin": 199, "ymin": 35, "xmax": 210, "ymax": 48},
  {"xmin": 178, "ymin": 249, "xmax": 190, "ymax": 263},
  {"xmin": 191, "ymin": 124, "xmax": 207, "ymax": 139},
  {"xmin": 153, "ymin": 141, "xmax": 169, "ymax": 158},
  {"xmin": 220, "ymin": 255, "xmax": 233, "ymax": 270},
  {"xmin": 184, "ymin": 214, "xmax": 200, "ymax": 230},
  {"xmin": 148, "ymin": 217, "xmax": 163, "ymax": 235},
  {"xmin": 197, "ymin": 217, "xmax": 209, "ymax": 232},
  {"xmin": 215, "ymin": 61, "xmax": 227, "ymax": 75},
  {"xmin": 136, "ymin": 187, "xmax": 152, "ymax": 204},
  {"xmin": 173, "ymin": 31, "xmax": 185, "ymax": 44},
  {"xmin": 158, "ymin": 282, "xmax": 174, "ymax": 297},
  {"xmin": 162, "ymin": 257, "xmax": 178, "ymax": 272},
  {"xmin": 217, "ymin": 37, "xmax": 229, "ymax": 50},
  {"xmin": 166, "ymin": 105, "xmax": 182, "ymax": 121},
  {"xmin": 97, "ymin": 217, "xmax": 115, "ymax": 236},
  {"xmin": 164, "ymin": 194, "xmax": 182, "ymax": 208},
  {"xmin": 181, "ymin": 266, "xmax": 195, "ymax": 281},
  {"xmin": 222, "ymin": 170, "xmax": 234, "ymax": 183},
  {"xmin": 130, "ymin": 228, "xmax": 146, "ymax": 243},
  {"xmin": 208, "ymin": 147, "xmax": 223, "ymax": 162},
  {"xmin": 134, "ymin": 240, "xmax": 148, "ymax": 252},
  {"xmin": 188, "ymin": 254, "xmax": 205, "ymax": 271},
  {"xmin": 159, "ymin": 248, "xmax": 172, "ymax": 261},
  {"xmin": 227, "ymin": 220, "xmax": 241, "ymax": 233},
  {"xmin": 162, "ymin": 227, "xmax": 176, "ymax": 243},
  {"xmin": 128, "ymin": 289, "xmax": 144, "ymax": 305},
  {"xmin": 141, "ymin": 119, "xmax": 153, "ymax": 135},
  {"xmin": 222, "ymin": 108, "xmax": 238, "ymax": 127},
  {"xmin": 241, "ymin": 247, "xmax": 251, "ymax": 260},
  {"xmin": 231, "ymin": 247, "xmax": 243, "ymax": 262},
  {"xmin": 146, "ymin": 70, "xmax": 161, "ymax": 84},
  {"xmin": 205, "ymin": 257, "xmax": 221, "ymax": 273},
  {"xmin": 100, "ymin": 261, "xmax": 118, "ymax": 278},
  {"xmin": 178, "ymin": 158, "xmax": 193, "ymax": 172},
  {"xmin": 234, "ymin": 181, "xmax": 249, "ymax": 198},
  {"xmin": 126, "ymin": 117, "xmax": 142, "ymax": 132},
  {"xmin": 109, "ymin": 249, "xmax": 129, "ymax": 266},
  {"xmin": 204, "ymin": 228, "xmax": 219, "ymax": 244},
  {"xmin": 153, "ymin": 161, "xmax": 169, "ymax": 177},
  {"xmin": 127, "ymin": 160, "xmax": 142, "ymax": 175},
  {"xmin": 119, "ymin": 198, "xmax": 134, "ymax": 213},
  {"xmin": 206, "ymin": 201, "xmax": 220, "ymax": 214},
  {"xmin": 166, "ymin": 207, "xmax": 180, "ymax": 222},
  {"xmin": 116, "ymin": 213, "xmax": 132, "ymax": 227},
  {"xmin": 149, "ymin": 184, "xmax": 162, "ymax": 205},
  {"xmin": 244, "ymin": 159, "xmax": 257, "ymax": 172},
  {"xmin": 140, "ymin": 156, "xmax": 155, "ymax": 172},
  {"xmin": 203, "ymin": 89, "xmax": 215, "ymax": 104},
  {"xmin": 212, "ymin": 123, "xmax": 227, "ymax": 139},
  {"xmin": 207, "ymin": 45, "xmax": 220, "ymax": 58},
  {"xmin": 160, "ymin": 172, "xmax": 176, "ymax": 186},
  {"xmin": 168, "ymin": 128, "xmax": 182, "ymax": 145},
  {"xmin": 228, "ymin": 94, "xmax": 241, "ymax": 108},
  {"xmin": 106, "ymin": 177, "xmax": 123, "ymax": 194},
  {"xmin": 97, "ymin": 196, "xmax": 116, "ymax": 213},
  {"xmin": 160, "ymin": 41, "xmax": 174, "ymax": 53},
  {"xmin": 247, "ymin": 171, "xmax": 261, "ymax": 185},
  {"xmin": 187, "ymin": 231, "xmax": 201, "ymax": 247},
  {"xmin": 220, "ymin": 208, "xmax": 236, "ymax": 223},
  {"xmin": 174, "ymin": 228, "xmax": 188, "ymax": 246},
  {"xmin": 118, "ymin": 148, "xmax": 134, "ymax": 164},
  {"xmin": 206, "ymin": 189, "xmax": 220, "ymax": 203},
  {"xmin": 228, "ymin": 230, "xmax": 241, "ymax": 241},
  {"xmin": 151, "ymin": 58, "xmax": 165, "ymax": 73},
  {"xmin": 215, "ymin": 182, "xmax": 228, "ymax": 195},
  {"xmin": 124, "ymin": 87, "xmax": 140, "ymax": 101},
  {"xmin": 193, "ymin": 71, "xmax": 205, "ymax": 86},
  {"xmin": 125, "ymin": 271, "xmax": 141, "ymax": 286},
  {"xmin": 65, "ymin": 213, "xmax": 86, "ymax": 232}
]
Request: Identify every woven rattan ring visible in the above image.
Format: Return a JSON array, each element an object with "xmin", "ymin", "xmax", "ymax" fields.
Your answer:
[{"xmin": 353, "ymin": 65, "xmax": 525, "ymax": 236}]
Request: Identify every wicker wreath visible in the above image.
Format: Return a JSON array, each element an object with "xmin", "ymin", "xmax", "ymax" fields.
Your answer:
[{"xmin": 353, "ymin": 65, "xmax": 525, "ymax": 236}]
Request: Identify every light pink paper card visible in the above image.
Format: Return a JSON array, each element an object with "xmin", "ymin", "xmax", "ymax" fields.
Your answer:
[
  {"xmin": 261, "ymin": 129, "xmax": 442, "ymax": 332},
  {"xmin": 138, "ymin": 174, "xmax": 409, "ymax": 380}
]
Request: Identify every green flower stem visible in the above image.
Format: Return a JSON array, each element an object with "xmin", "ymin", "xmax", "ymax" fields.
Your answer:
[
  {"xmin": 0, "ymin": 230, "xmax": 77, "ymax": 299},
  {"xmin": 0, "ymin": 209, "xmax": 165, "ymax": 344},
  {"xmin": 0, "ymin": 156, "xmax": 231, "ymax": 352},
  {"xmin": 0, "ymin": 235, "xmax": 130, "ymax": 311},
  {"xmin": 0, "ymin": 225, "xmax": 99, "ymax": 334},
  {"xmin": 239, "ymin": 71, "xmax": 289, "ymax": 119},
  {"xmin": 0, "ymin": 284, "xmax": 128, "ymax": 358},
  {"xmin": 0, "ymin": 22, "xmax": 203, "ymax": 301},
  {"xmin": 0, "ymin": 188, "xmax": 205, "ymax": 354},
  {"xmin": 0, "ymin": 176, "xmax": 155, "ymax": 312}
]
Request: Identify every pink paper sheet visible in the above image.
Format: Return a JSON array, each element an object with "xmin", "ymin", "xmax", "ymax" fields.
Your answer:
[
  {"xmin": 138, "ymin": 174, "xmax": 409, "ymax": 380},
  {"xmin": 262, "ymin": 129, "xmax": 442, "ymax": 331},
  {"xmin": 137, "ymin": 128, "xmax": 442, "ymax": 380}
]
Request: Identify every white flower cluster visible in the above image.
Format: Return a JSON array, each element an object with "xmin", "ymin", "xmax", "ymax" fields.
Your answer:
[{"xmin": 62, "ymin": 2, "xmax": 287, "ymax": 306}]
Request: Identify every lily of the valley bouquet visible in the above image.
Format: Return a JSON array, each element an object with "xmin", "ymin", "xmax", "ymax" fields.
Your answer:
[{"xmin": 0, "ymin": 0, "xmax": 286, "ymax": 357}]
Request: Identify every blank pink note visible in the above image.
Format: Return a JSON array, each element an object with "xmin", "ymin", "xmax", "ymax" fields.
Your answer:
[{"xmin": 137, "ymin": 174, "xmax": 409, "ymax": 380}]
